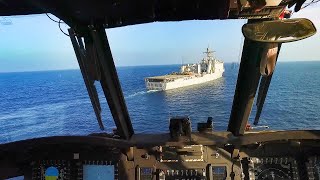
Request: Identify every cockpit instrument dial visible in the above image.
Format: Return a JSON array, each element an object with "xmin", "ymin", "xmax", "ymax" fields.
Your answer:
[
  {"xmin": 256, "ymin": 168, "xmax": 290, "ymax": 179},
  {"xmin": 31, "ymin": 160, "xmax": 71, "ymax": 180},
  {"xmin": 248, "ymin": 157, "xmax": 299, "ymax": 180}
]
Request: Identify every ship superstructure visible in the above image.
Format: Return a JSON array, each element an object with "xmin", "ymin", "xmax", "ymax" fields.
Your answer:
[{"xmin": 145, "ymin": 48, "xmax": 224, "ymax": 91}]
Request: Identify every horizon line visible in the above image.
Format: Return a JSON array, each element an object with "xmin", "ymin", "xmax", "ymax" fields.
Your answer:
[{"xmin": 0, "ymin": 60, "xmax": 320, "ymax": 73}]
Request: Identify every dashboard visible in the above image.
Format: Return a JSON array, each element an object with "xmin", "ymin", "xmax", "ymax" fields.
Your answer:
[{"xmin": 1, "ymin": 131, "xmax": 320, "ymax": 180}]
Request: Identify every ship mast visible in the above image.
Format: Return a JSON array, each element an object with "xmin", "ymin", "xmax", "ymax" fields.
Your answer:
[
  {"xmin": 203, "ymin": 46, "xmax": 215, "ymax": 60},
  {"xmin": 203, "ymin": 46, "xmax": 216, "ymax": 73}
]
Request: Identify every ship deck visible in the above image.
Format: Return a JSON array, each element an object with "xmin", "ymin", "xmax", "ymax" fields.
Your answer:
[{"xmin": 146, "ymin": 74, "xmax": 194, "ymax": 80}]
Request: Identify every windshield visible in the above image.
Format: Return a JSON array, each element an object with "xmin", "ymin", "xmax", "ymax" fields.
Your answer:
[{"xmin": 0, "ymin": 4, "xmax": 319, "ymax": 143}]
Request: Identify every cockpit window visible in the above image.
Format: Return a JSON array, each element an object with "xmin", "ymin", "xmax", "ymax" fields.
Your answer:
[
  {"xmin": 0, "ymin": 4, "xmax": 320, "ymax": 144},
  {"xmin": 109, "ymin": 20, "xmax": 246, "ymax": 133},
  {"xmin": 0, "ymin": 15, "xmax": 115, "ymax": 143}
]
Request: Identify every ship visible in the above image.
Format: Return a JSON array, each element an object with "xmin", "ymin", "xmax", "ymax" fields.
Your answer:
[{"xmin": 145, "ymin": 47, "xmax": 225, "ymax": 91}]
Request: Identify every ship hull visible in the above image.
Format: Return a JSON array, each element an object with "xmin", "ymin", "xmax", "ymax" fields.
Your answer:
[{"xmin": 145, "ymin": 72, "xmax": 224, "ymax": 91}]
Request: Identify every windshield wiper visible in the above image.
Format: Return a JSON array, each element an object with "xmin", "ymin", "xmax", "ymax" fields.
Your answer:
[
  {"xmin": 68, "ymin": 26, "xmax": 134, "ymax": 139},
  {"xmin": 254, "ymin": 75, "xmax": 272, "ymax": 125},
  {"xmin": 69, "ymin": 29, "xmax": 104, "ymax": 130},
  {"xmin": 254, "ymin": 44, "xmax": 281, "ymax": 125}
]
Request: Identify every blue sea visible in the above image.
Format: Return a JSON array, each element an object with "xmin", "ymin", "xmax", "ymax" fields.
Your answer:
[{"xmin": 0, "ymin": 62, "xmax": 320, "ymax": 143}]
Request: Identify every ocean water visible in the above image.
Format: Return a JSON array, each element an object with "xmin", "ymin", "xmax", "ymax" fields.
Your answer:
[{"xmin": 0, "ymin": 62, "xmax": 320, "ymax": 143}]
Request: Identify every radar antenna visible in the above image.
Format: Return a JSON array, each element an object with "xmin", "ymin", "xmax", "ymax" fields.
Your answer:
[{"xmin": 203, "ymin": 45, "xmax": 215, "ymax": 59}]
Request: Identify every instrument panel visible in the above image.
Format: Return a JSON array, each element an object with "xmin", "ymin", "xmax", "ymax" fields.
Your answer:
[
  {"xmin": 31, "ymin": 160, "xmax": 118, "ymax": 180},
  {"xmin": 2, "ymin": 134, "xmax": 320, "ymax": 180},
  {"xmin": 25, "ymin": 144, "xmax": 320, "ymax": 180}
]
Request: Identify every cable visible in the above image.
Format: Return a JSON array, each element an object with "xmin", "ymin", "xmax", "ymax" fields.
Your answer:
[
  {"xmin": 290, "ymin": 0, "xmax": 319, "ymax": 16},
  {"xmin": 46, "ymin": 13, "xmax": 69, "ymax": 36},
  {"xmin": 302, "ymin": 0, "xmax": 320, "ymax": 9},
  {"xmin": 46, "ymin": 13, "xmax": 60, "ymax": 23},
  {"xmin": 59, "ymin": 19, "xmax": 70, "ymax": 36}
]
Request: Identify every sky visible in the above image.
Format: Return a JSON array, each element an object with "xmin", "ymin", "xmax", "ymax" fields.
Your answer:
[{"xmin": 0, "ymin": 3, "xmax": 319, "ymax": 72}]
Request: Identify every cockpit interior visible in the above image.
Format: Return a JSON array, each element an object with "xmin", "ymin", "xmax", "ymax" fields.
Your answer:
[{"xmin": 0, "ymin": 0, "xmax": 319, "ymax": 179}]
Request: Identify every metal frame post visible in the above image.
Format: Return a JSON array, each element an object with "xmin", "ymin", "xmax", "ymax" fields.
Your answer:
[
  {"xmin": 68, "ymin": 26, "xmax": 134, "ymax": 139},
  {"xmin": 227, "ymin": 39, "xmax": 264, "ymax": 136},
  {"xmin": 68, "ymin": 29, "xmax": 104, "ymax": 130},
  {"xmin": 89, "ymin": 25, "xmax": 134, "ymax": 139}
]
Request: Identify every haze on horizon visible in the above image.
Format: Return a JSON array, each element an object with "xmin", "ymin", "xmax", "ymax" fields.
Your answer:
[{"xmin": 0, "ymin": 3, "xmax": 319, "ymax": 72}]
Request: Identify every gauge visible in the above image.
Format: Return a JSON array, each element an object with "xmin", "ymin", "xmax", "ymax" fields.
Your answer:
[
  {"xmin": 306, "ymin": 156, "xmax": 320, "ymax": 180},
  {"xmin": 248, "ymin": 157, "xmax": 299, "ymax": 180},
  {"xmin": 31, "ymin": 160, "xmax": 71, "ymax": 180},
  {"xmin": 257, "ymin": 168, "xmax": 290, "ymax": 179}
]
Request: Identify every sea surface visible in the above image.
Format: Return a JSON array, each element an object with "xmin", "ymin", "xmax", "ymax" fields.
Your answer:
[{"xmin": 0, "ymin": 62, "xmax": 320, "ymax": 143}]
